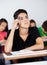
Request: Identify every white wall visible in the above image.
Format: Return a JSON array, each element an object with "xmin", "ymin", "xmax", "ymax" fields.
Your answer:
[{"xmin": 0, "ymin": 0, "xmax": 47, "ymax": 29}]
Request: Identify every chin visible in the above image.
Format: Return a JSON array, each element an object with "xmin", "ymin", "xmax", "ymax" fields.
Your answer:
[
  {"xmin": 23, "ymin": 26, "xmax": 29, "ymax": 29},
  {"xmin": 21, "ymin": 25, "xmax": 29, "ymax": 29}
]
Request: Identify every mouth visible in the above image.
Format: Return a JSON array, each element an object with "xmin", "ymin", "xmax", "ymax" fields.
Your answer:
[{"xmin": 24, "ymin": 22, "xmax": 28, "ymax": 24}]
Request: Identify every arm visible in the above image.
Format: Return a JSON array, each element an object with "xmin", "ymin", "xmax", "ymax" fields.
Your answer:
[
  {"xmin": 5, "ymin": 29, "xmax": 15, "ymax": 52},
  {"xmin": 41, "ymin": 36, "xmax": 47, "ymax": 42},
  {"xmin": 23, "ymin": 27, "xmax": 44, "ymax": 50},
  {"xmin": 5, "ymin": 19, "xmax": 19, "ymax": 52},
  {"xmin": 23, "ymin": 37, "xmax": 44, "ymax": 50}
]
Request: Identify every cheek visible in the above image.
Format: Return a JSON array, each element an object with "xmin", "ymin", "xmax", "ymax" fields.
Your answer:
[
  {"xmin": 21, "ymin": 23, "xmax": 24, "ymax": 26},
  {"xmin": 2, "ymin": 27, "xmax": 6, "ymax": 31},
  {"xmin": 19, "ymin": 21, "xmax": 23, "ymax": 25}
]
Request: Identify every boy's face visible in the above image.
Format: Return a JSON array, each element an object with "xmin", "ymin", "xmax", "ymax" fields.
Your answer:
[
  {"xmin": 0, "ymin": 22, "xmax": 7, "ymax": 32},
  {"xmin": 17, "ymin": 13, "xmax": 30, "ymax": 29},
  {"xmin": 30, "ymin": 22, "xmax": 36, "ymax": 27}
]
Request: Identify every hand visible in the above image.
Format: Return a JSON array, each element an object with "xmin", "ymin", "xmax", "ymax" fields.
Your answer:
[
  {"xmin": 12, "ymin": 19, "xmax": 19, "ymax": 30},
  {"xmin": 41, "ymin": 36, "xmax": 47, "ymax": 41}
]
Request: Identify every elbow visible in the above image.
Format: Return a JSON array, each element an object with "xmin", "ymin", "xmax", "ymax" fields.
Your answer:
[
  {"xmin": 41, "ymin": 45, "xmax": 44, "ymax": 49},
  {"xmin": 36, "ymin": 37, "xmax": 44, "ymax": 50},
  {"xmin": 40, "ymin": 44, "xmax": 44, "ymax": 50}
]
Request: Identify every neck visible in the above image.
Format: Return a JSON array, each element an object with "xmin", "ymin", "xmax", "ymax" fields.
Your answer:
[{"xmin": 19, "ymin": 27, "xmax": 29, "ymax": 35}]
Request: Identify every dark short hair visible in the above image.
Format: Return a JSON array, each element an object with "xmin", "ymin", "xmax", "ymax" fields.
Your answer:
[
  {"xmin": 13, "ymin": 9, "xmax": 28, "ymax": 19},
  {"xmin": 42, "ymin": 20, "xmax": 47, "ymax": 32},
  {"xmin": 30, "ymin": 19, "xmax": 36, "ymax": 24},
  {"xmin": 0, "ymin": 18, "xmax": 8, "ymax": 32}
]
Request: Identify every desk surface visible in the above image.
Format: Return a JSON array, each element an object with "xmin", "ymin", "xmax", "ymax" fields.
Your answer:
[
  {"xmin": 7, "ymin": 61, "xmax": 47, "ymax": 65},
  {"xmin": 3, "ymin": 49, "xmax": 47, "ymax": 60}
]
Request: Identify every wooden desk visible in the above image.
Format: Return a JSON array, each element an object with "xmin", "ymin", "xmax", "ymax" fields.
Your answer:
[{"xmin": 3, "ymin": 50, "xmax": 47, "ymax": 60}]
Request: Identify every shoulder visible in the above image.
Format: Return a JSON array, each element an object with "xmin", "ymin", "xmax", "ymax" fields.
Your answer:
[
  {"xmin": 38, "ymin": 27, "xmax": 43, "ymax": 34},
  {"xmin": 29, "ymin": 27, "xmax": 39, "ymax": 33},
  {"xmin": 38, "ymin": 27, "xmax": 42, "ymax": 31},
  {"xmin": 29, "ymin": 27, "xmax": 40, "ymax": 39}
]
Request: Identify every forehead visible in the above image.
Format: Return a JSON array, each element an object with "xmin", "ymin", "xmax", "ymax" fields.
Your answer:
[
  {"xmin": 1, "ymin": 22, "xmax": 7, "ymax": 25},
  {"xmin": 18, "ymin": 13, "xmax": 28, "ymax": 17}
]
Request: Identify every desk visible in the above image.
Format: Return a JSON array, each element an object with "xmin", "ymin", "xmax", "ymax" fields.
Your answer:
[
  {"xmin": 7, "ymin": 61, "xmax": 47, "ymax": 65},
  {"xmin": 3, "ymin": 50, "xmax": 47, "ymax": 60}
]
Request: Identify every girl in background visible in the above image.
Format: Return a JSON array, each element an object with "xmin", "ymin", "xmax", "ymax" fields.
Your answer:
[{"xmin": 0, "ymin": 18, "xmax": 8, "ymax": 52}]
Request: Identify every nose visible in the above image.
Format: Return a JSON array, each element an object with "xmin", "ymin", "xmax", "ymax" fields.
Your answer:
[{"xmin": 24, "ymin": 18, "xmax": 28, "ymax": 22}]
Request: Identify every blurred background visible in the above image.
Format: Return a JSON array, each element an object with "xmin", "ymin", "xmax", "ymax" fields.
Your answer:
[{"xmin": 0, "ymin": 0, "xmax": 47, "ymax": 29}]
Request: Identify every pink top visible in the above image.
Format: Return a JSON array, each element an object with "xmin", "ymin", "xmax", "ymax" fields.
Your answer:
[{"xmin": 0, "ymin": 31, "xmax": 7, "ymax": 40}]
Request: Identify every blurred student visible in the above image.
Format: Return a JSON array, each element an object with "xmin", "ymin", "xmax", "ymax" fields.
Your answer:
[
  {"xmin": 38, "ymin": 20, "xmax": 47, "ymax": 46},
  {"xmin": 5, "ymin": 9, "xmax": 44, "ymax": 63},
  {"xmin": 0, "ymin": 18, "xmax": 8, "ymax": 52},
  {"xmin": 30, "ymin": 19, "xmax": 36, "ymax": 27},
  {"xmin": 38, "ymin": 20, "xmax": 47, "ymax": 60}
]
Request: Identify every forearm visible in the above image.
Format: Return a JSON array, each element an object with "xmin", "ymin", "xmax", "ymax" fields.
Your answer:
[
  {"xmin": 23, "ymin": 44, "xmax": 44, "ymax": 51},
  {"xmin": 23, "ymin": 37, "xmax": 44, "ymax": 51},
  {"xmin": 5, "ymin": 29, "xmax": 15, "ymax": 52},
  {"xmin": 5, "ymin": 19, "xmax": 20, "ymax": 52}
]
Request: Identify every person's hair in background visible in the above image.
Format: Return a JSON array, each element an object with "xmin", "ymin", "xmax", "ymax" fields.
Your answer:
[
  {"xmin": 0, "ymin": 18, "xmax": 8, "ymax": 32},
  {"xmin": 30, "ymin": 19, "xmax": 36, "ymax": 27},
  {"xmin": 13, "ymin": 9, "xmax": 28, "ymax": 20},
  {"xmin": 42, "ymin": 20, "xmax": 47, "ymax": 33}
]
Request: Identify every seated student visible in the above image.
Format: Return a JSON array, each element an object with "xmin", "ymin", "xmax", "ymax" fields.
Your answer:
[
  {"xmin": 0, "ymin": 18, "xmax": 8, "ymax": 52},
  {"xmin": 38, "ymin": 20, "xmax": 47, "ymax": 60},
  {"xmin": 30, "ymin": 19, "xmax": 36, "ymax": 27},
  {"xmin": 38, "ymin": 20, "xmax": 47, "ymax": 46},
  {"xmin": 5, "ymin": 9, "xmax": 44, "ymax": 63}
]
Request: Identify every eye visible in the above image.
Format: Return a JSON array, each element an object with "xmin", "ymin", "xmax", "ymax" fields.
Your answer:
[
  {"xmin": 20, "ymin": 17, "xmax": 23, "ymax": 20},
  {"xmin": 17, "ymin": 17, "xmax": 23, "ymax": 20},
  {"xmin": 25, "ymin": 16, "xmax": 28, "ymax": 19},
  {"xmin": 17, "ymin": 17, "xmax": 20, "ymax": 20}
]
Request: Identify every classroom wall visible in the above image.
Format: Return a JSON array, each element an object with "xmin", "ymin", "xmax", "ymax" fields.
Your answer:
[{"xmin": 0, "ymin": 0, "xmax": 47, "ymax": 29}]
